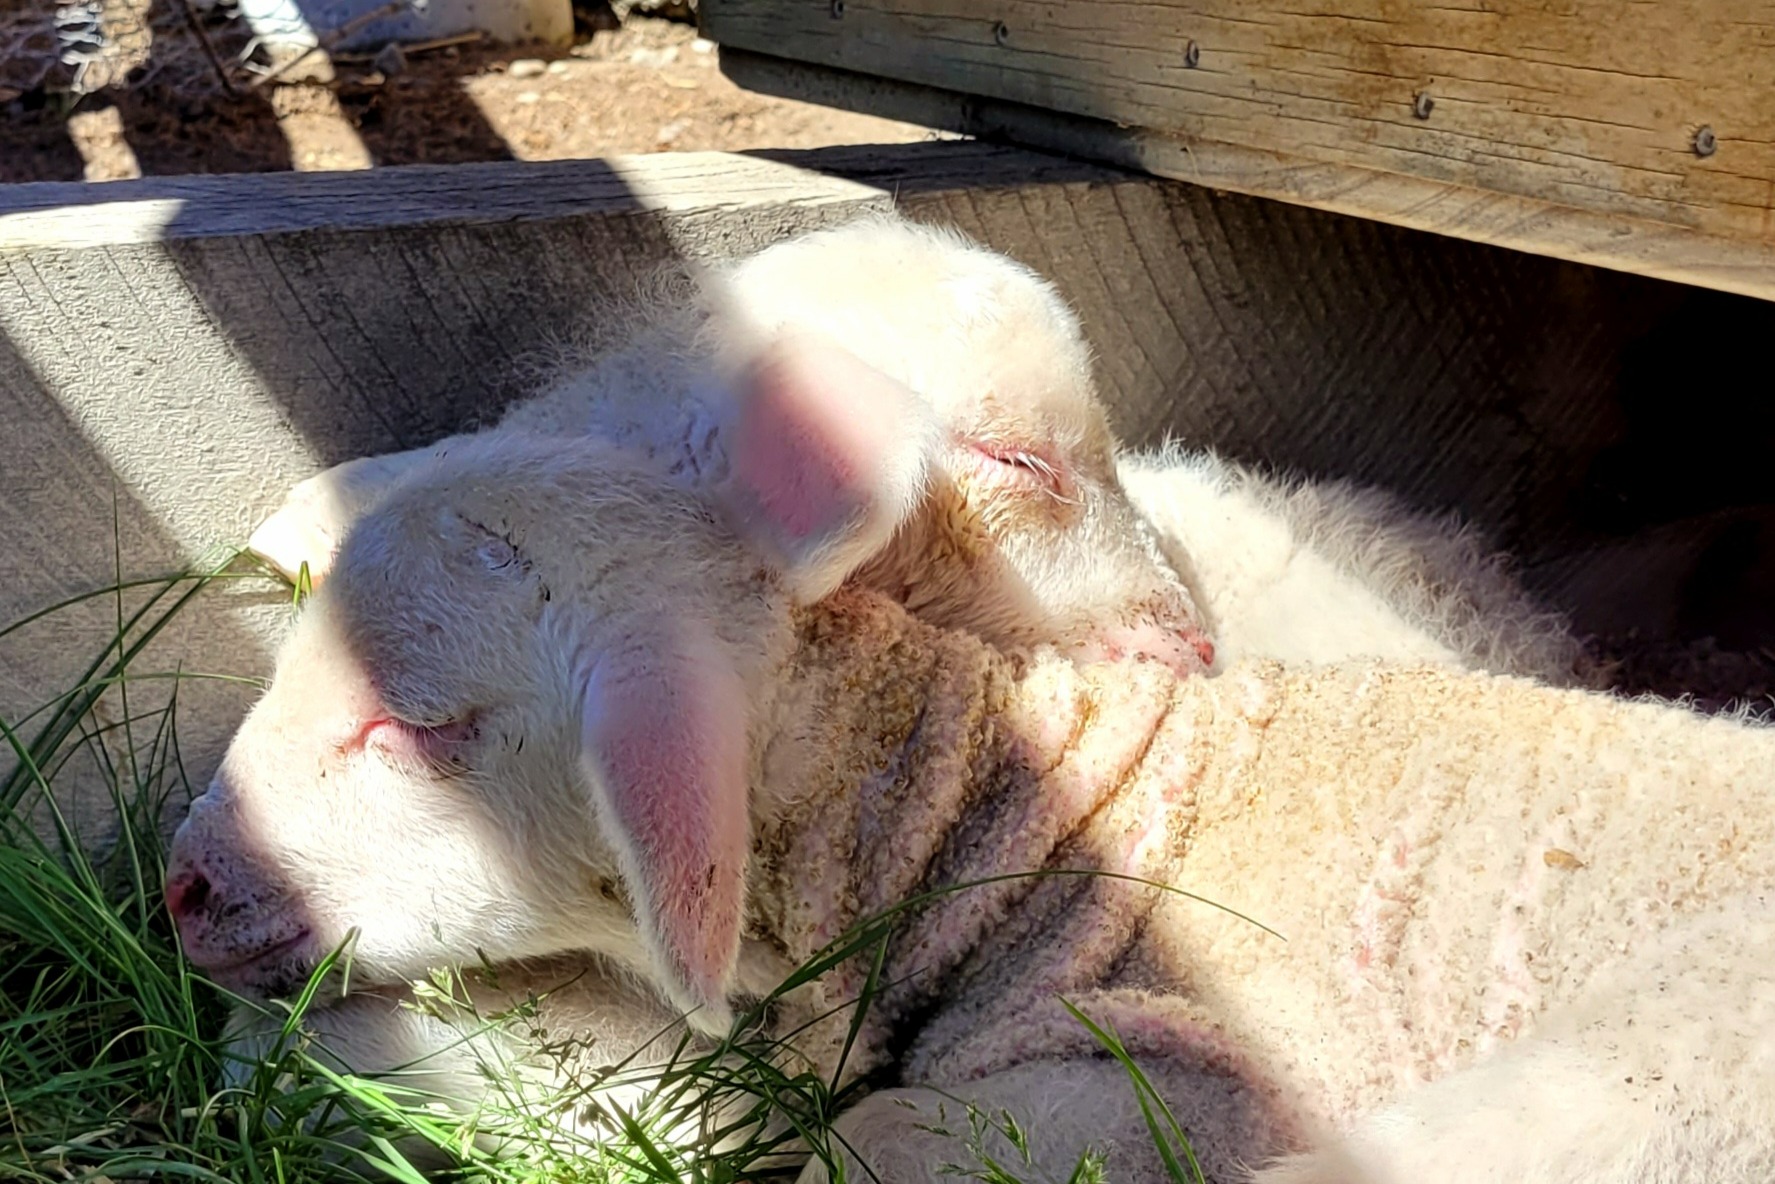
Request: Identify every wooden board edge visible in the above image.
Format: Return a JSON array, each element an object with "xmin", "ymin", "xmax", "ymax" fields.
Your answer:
[
  {"xmin": 0, "ymin": 151, "xmax": 895, "ymax": 250},
  {"xmin": 720, "ymin": 48, "xmax": 1775, "ymax": 304},
  {"xmin": 0, "ymin": 143, "xmax": 1128, "ymax": 252}
]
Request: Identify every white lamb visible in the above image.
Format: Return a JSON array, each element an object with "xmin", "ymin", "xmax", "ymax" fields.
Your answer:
[
  {"xmin": 170, "ymin": 362, "xmax": 1774, "ymax": 1184},
  {"xmin": 227, "ymin": 215, "xmax": 1595, "ymax": 1159}
]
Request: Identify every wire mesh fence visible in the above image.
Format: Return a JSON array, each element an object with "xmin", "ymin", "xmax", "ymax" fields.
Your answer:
[
  {"xmin": 1, "ymin": 0, "xmax": 313, "ymax": 101},
  {"xmin": 0, "ymin": 0, "xmax": 674, "ymax": 105}
]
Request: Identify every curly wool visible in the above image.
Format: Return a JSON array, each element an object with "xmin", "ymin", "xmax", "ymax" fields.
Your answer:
[{"xmin": 745, "ymin": 590, "xmax": 1772, "ymax": 1182}]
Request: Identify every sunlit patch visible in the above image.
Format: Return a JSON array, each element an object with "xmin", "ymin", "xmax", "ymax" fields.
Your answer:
[
  {"xmin": 65, "ymin": 105, "xmax": 142, "ymax": 181},
  {"xmin": 269, "ymin": 80, "xmax": 375, "ymax": 172}
]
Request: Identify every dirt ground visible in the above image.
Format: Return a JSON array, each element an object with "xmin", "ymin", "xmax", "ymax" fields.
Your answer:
[{"xmin": 0, "ymin": 12, "xmax": 936, "ymax": 183}]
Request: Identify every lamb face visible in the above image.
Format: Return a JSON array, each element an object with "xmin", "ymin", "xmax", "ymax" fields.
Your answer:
[
  {"xmin": 168, "ymin": 446, "xmax": 705, "ymax": 1000},
  {"xmin": 711, "ymin": 218, "xmax": 1212, "ymax": 673},
  {"xmin": 174, "ymin": 343, "xmax": 945, "ymax": 1024}
]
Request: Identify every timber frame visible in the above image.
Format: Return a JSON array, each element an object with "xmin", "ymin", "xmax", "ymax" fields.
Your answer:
[{"xmin": 703, "ymin": 0, "xmax": 1775, "ymax": 302}]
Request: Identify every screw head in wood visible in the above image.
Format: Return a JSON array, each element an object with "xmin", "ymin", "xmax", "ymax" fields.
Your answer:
[
  {"xmin": 993, "ymin": 20, "xmax": 1011, "ymax": 45},
  {"xmin": 1184, "ymin": 39, "xmax": 1201, "ymax": 67},
  {"xmin": 1694, "ymin": 125, "xmax": 1717, "ymax": 157},
  {"xmin": 829, "ymin": 0, "xmax": 844, "ymax": 17},
  {"xmin": 1412, "ymin": 91, "xmax": 1434, "ymax": 119}
]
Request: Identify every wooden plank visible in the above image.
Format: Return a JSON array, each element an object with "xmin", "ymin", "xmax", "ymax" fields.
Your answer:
[
  {"xmin": 703, "ymin": 0, "xmax": 1775, "ymax": 299},
  {"xmin": 723, "ymin": 48, "xmax": 1775, "ymax": 302},
  {"xmin": 0, "ymin": 153, "xmax": 889, "ymax": 248}
]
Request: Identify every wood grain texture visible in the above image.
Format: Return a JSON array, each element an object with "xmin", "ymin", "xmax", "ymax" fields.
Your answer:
[
  {"xmin": 704, "ymin": 1, "xmax": 1775, "ymax": 298},
  {"xmin": 0, "ymin": 152, "xmax": 888, "ymax": 248}
]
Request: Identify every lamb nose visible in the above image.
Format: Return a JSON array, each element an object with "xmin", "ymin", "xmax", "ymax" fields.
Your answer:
[
  {"xmin": 165, "ymin": 868, "xmax": 211, "ymax": 920},
  {"xmin": 1185, "ymin": 630, "xmax": 1215, "ymax": 669}
]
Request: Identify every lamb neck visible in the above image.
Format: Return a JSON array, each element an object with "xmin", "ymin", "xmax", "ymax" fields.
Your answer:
[{"xmin": 747, "ymin": 589, "xmax": 1208, "ymax": 1083}]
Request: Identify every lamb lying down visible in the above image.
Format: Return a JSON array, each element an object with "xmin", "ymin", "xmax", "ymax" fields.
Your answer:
[
  {"xmin": 234, "ymin": 493, "xmax": 1602, "ymax": 1161},
  {"xmin": 225, "ymin": 215, "xmax": 1592, "ymax": 1157},
  {"xmin": 247, "ymin": 214, "xmax": 1215, "ymax": 676},
  {"xmin": 170, "ymin": 409, "xmax": 1775, "ymax": 1184}
]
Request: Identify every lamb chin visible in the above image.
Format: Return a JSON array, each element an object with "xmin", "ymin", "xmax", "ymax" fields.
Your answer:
[{"xmin": 209, "ymin": 937, "xmax": 323, "ymax": 1001}]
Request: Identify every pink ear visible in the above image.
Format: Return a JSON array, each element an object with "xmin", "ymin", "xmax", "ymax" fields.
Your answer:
[
  {"xmin": 579, "ymin": 623, "xmax": 748, "ymax": 1031},
  {"xmin": 715, "ymin": 334, "xmax": 942, "ymax": 600}
]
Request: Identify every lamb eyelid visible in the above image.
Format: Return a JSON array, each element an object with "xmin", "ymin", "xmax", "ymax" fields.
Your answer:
[
  {"xmin": 352, "ymin": 716, "xmax": 451, "ymax": 747},
  {"xmin": 972, "ymin": 442, "xmax": 1057, "ymax": 480},
  {"xmin": 397, "ymin": 715, "xmax": 481, "ymax": 744},
  {"xmin": 967, "ymin": 441, "xmax": 1078, "ymax": 503},
  {"xmin": 1004, "ymin": 451, "xmax": 1057, "ymax": 479}
]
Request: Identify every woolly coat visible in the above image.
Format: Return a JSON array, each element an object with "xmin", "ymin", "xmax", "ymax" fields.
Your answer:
[{"xmin": 748, "ymin": 589, "xmax": 1769, "ymax": 1181}]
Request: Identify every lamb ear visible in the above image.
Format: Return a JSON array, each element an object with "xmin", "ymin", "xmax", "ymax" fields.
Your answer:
[
  {"xmin": 712, "ymin": 334, "xmax": 943, "ymax": 601},
  {"xmin": 578, "ymin": 621, "xmax": 748, "ymax": 1033}
]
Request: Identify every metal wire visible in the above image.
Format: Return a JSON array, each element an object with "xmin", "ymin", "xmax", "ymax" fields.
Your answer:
[{"xmin": 0, "ymin": 0, "xmax": 251, "ymax": 98}]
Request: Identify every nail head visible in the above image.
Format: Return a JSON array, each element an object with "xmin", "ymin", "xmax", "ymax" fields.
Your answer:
[
  {"xmin": 1412, "ymin": 91, "xmax": 1434, "ymax": 119},
  {"xmin": 1184, "ymin": 39, "xmax": 1201, "ymax": 68},
  {"xmin": 993, "ymin": 20, "xmax": 1011, "ymax": 45},
  {"xmin": 1694, "ymin": 125, "xmax": 1717, "ymax": 157}
]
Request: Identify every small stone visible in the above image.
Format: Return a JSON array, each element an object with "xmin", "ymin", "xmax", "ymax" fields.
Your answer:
[
  {"xmin": 691, "ymin": 37, "xmax": 715, "ymax": 53},
  {"xmin": 516, "ymin": 90, "xmax": 541, "ymax": 103},
  {"xmin": 372, "ymin": 41, "xmax": 406, "ymax": 76},
  {"xmin": 546, "ymin": 58, "xmax": 572, "ymax": 73},
  {"xmin": 508, "ymin": 57, "xmax": 546, "ymax": 77}
]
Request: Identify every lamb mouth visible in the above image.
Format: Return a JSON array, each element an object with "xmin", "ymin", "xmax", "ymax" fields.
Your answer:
[{"xmin": 197, "ymin": 929, "xmax": 316, "ymax": 997}]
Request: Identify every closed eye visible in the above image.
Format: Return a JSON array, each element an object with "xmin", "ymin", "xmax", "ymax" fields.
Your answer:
[
  {"xmin": 967, "ymin": 441, "xmax": 1078, "ymax": 503},
  {"xmin": 356, "ymin": 715, "xmax": 480, "ymax": 770}
]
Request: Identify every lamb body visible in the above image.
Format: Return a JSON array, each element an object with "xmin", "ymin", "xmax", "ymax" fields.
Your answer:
[
  {"xmin": 229, "ymin": 427, "xmax": 1603, "ymax": 1168},
  {"xmin": 227, "ymin": 216, "xmax": 1595, "ymax": 1163},
  {"xmin": 1120, "ymin": 448, "xmax": 1589, "ymax": 683},
  {"xmin": 174, "ymin": 431, "xmax": 1773, "ymax": 1184}
]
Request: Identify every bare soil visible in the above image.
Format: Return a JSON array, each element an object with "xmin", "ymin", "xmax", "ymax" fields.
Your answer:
[{"xmin": 1, "ymin": 13, "xmax": 936, "ymax": 184}]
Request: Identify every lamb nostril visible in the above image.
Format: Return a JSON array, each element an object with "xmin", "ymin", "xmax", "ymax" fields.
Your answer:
[{"xmin": 166, "ymin": 870, "xmax": 211, "ymax": 919}]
